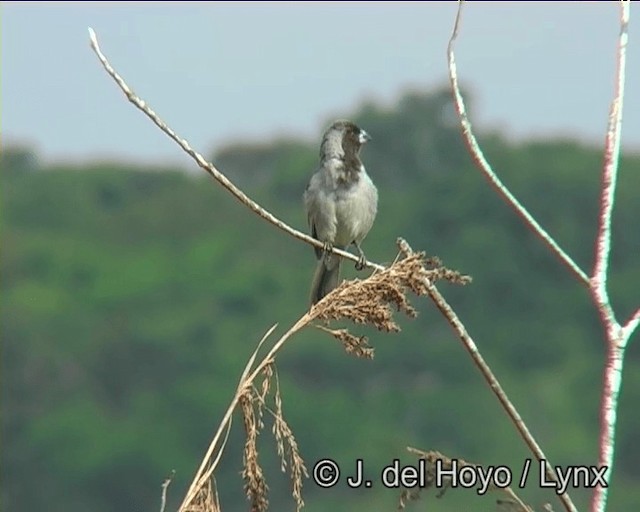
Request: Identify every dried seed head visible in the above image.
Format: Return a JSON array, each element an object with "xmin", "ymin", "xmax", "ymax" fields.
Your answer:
[{"xmin": 310, "ymin": 241, "xmax": 471, "ymax": 349}]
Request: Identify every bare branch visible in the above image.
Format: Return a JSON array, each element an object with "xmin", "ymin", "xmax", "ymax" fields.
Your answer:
[
  {"xmin": 446, "ymin": 2, "xmax": 589, "ymax": 286},
  {"xmin": 594, "ymin": 341, "xmax": 625, "ymax": 512},
  {"xmin": 399, "ymin": 240, "xmax": 577, "ymax": 512},
  {"xmin": 178, "ymin": 315, "xmax": 311, "ymax": 511},
  {"xmin": 406, "ymin": 447, "xmax": 533, "ymax": 512},
  {"xmin": 179, "ymin": 324, "xmax": 278, "ymax": 510},
  {"xmin": 621, "ymin": 307, "xmax": 640, "ymax": 341},
  {"xmin": 590, "ymin": 0, "xmax": 630, "ymax": 324},
  {"xmin": 87, "ymin": 28, "xmax": 380, "ymax": 273},
  {"xmin": 590, "ymin": 3, "xmax": 632, "ymax": 512},
  {"xmin": 159, "ymin": 470, "xmax": 175, "ymax": 512},
  {"xmin": 446, "ymin": 4, "xmax": 636, "ymax": 511}
]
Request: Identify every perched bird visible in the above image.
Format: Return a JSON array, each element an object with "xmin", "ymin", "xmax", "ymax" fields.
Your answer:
[{"xmin": 304, "ymin": 120, "xmax": 378, "ymax": 305}]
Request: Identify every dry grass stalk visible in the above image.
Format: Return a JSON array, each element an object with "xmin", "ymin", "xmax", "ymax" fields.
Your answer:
[
  {"xmin": 182, "ymin": 477, "xmax": 219, "ymax": 512},
  {"xmin": 398, "ymin": 487, "xmax": 422, "ymax": 511},
  {"xmin": 271, "ymin": 371, "xmax": 308, "ymax": 511},
  {"xmin": 240, "ymin": 365, "xmax": 309, "ymax": 512},
  {"xmin": 240, "ymin": 390, "xmax": 269, "ymax": 512},
  {"xmin": 317, "ymin": 326, "xmax": 376, "ymax": 359},
  {"xmin": 312, "ymin": 240, "xmax": 471, "ymax": 358},
  {"xmin": 404, "ymin": 447, "xmax": 534, "ymax": 512}
]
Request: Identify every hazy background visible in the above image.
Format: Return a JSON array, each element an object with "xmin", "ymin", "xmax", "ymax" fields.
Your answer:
[
  {"xmin": 3, "ymin": 3, "xmax": 640, "ymax": 512},
  {"xmin": 3, "ymin": 2, "xmax": 639, "ymax": 165}
]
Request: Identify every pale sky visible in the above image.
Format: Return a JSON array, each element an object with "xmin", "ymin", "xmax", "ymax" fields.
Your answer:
[{"xmin": 3, "ymin": 2, "xmax": 639, "ymax": 167}]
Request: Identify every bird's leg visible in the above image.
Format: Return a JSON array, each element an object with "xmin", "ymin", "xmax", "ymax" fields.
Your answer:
[
  {"xmin": 353, "ymin": 242, "xmax": 367, "ymax": 271},
  {"xmin": 319, "ymin": 240, "xmax": 334, "ymax": 264}
]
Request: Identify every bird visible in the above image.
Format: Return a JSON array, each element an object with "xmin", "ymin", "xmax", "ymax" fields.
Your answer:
[{"xmin": 304, "ymin": 120, "xmax": 378, "ymax": 305}]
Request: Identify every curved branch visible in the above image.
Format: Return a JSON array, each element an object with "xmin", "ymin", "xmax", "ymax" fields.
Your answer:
[
  {"xmin": 179, "ymin": 317, "xmax": 310, "ymax": 511},
  {"xmin": 397, "ymin": 239, "xmax": 577, "ymax": 512},
  {"xmin": 446, "ymin": 4, "xmax": 583, "ymax": 511},
  {"xmin": 446, "ymin": 2, "xmax": 589, "ymax": 286},
  {"xmin": 590, "ymin": 0, "xmax": 629, "ymax": 326},
  {"xmin": 87, "ymin": 28, "xmax": 381, "ymax": 273}
]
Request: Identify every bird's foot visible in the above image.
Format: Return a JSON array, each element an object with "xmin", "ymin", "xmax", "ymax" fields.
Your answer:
[
  {"xmin": 322, "ymin": 241, "xmax": 333, "ymax": 254},
  {"xmin": 354, "ymin": 242, "xmax": 367, "ymax": 270}
]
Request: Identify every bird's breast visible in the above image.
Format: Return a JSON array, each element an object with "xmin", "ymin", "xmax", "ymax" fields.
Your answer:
[{"xmin": 332, "ymin": 174, "xmax": 378, "ymax": 246}]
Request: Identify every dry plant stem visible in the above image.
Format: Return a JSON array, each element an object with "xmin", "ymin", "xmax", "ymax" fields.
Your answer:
[
  {"xmin": 501, "ymin": 487, "xmax": 533, "ymax": 512},
  {"xmin": 448, "ymin": 3, "xmax": 638, "ymax": 512},
  {"xmin": 87, "ymin": 28, "xmax": 374, "ymax": 273},
  {"xmin": 446, "ymin": 2, "xmax": 589, "ymax": 286},
  {"xmin": 421, "ymin": 270, "xmax": 575, "ymax": 511},
  {"xmin": 178, "ymin": 315, "xmax": 311, "ymax": 512},
  {"xmin": 406, "ymin": 447, "xmax": 532, "ymax": 512},
  {"xmin": 398, "ymin": 239, "xmax": 570, "ymax": 505},
  {"xmin": 590, "ymin": 3, "xmax": 634, "ymax": 512},
  {"xmin": 591, "ymin": 0, "xmax": 629, "ymax": 328},
  {"xmin": 160, "ymin": 470, "xmax": 175, "ymax": 512}
]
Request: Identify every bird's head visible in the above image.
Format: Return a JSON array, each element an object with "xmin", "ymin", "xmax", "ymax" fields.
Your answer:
[{"xmin": 320, "ymin": 120, "xmax": 371, "ymax": 160}]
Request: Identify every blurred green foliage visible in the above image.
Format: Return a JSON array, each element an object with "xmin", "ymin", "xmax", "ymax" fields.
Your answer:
[{"xmin": 2, "ymin": 88, "xmax": 640, "ymax": 511}]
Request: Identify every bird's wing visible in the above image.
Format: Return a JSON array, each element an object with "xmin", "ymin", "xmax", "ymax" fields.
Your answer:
[{"xmin": 304, "ymin": 173, "xmax": 325, "ymax": 260}]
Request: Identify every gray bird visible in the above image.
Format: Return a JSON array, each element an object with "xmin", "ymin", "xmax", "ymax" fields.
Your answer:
[{"xmin": 304, "ymin": 120, "xmax": 378, "ymax": 305}]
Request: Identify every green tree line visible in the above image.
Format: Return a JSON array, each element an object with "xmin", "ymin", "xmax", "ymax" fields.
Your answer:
[{"xmin": 2, "ymin": 88, "xmax": 639, "ymax": 511}]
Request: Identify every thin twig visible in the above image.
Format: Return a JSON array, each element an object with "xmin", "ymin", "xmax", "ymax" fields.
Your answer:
[
  {"xmin": 446, "ymin": 2, "xmax": 589, "ymax": 286},
  {"xmin": 428, "ymin": 279, "xmax": 575, "ymax": 511},
  {"xmin": 87, "ymin": 27, "xmax": 380, "ymax": 274},
  {"xmin": 447, "ymin": 3, "xmax": 637, "ymax": 512},
  {"xmin": 406, "ymin": 447, "xmax": 532, "ymax": 512},
  {"xmin": 179, "ymin": 323, "xmax": 277, "ymax": 509},
  {"xmin": 590, "ymin": 3, "xmax": 632, "ymax": 512},
  {"xmin": 179, "ymin": 323, "xmax": 278, "ymax": 510},
  {"xmin": 398, "ymin": 240, "xmax": 576, "ymax": 512},
  {"xmin": 591, "ymin": 0, "xmax": 629, "ymax": 315},
  {"xmin": 621, "ymin": 307, "xmax": 640, "ymax": 341},
  {"xmin": 178, "ymin": 315, "xmax": 311, "ymax": 511},
  {"xmin": 159, "ymin": 470, "xmax": 175, "ymax": 512}
]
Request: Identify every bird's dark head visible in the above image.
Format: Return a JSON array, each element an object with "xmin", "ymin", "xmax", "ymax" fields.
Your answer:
[{"xmin": 320, "ymin": 120, "xmax": 371, "ymax": 160}]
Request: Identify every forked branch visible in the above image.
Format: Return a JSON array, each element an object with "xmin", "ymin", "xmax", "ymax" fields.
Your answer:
[
  {"xmin": 447, "ymin": 2, "xmax": 637, "ymax": 512},
  {"xmin": 590, "ymin": 3, "xmax": 633, "ymax": 512},
  {"xmin": 446, "ymin": 2, "xmax": 589, "ymax": 286},
  {"xmin": 87, "ymin": 28, "xmax": 380, "ymax": 274}
]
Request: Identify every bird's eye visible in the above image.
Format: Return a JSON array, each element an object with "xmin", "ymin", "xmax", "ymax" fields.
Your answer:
[{"xmin": 358, "ymin": 130, "xmax": 372, "ymax": 144}]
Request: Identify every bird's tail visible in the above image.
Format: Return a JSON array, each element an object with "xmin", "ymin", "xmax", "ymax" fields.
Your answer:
[{"xmin": 309, "ymin": 254, "xmax": 342, "ymax": 306}]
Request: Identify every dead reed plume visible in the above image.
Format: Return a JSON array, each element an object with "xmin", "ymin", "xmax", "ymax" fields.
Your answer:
[{"xmin": 178, "ymin": 240, "xmax": 470, "ymax": 512}]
